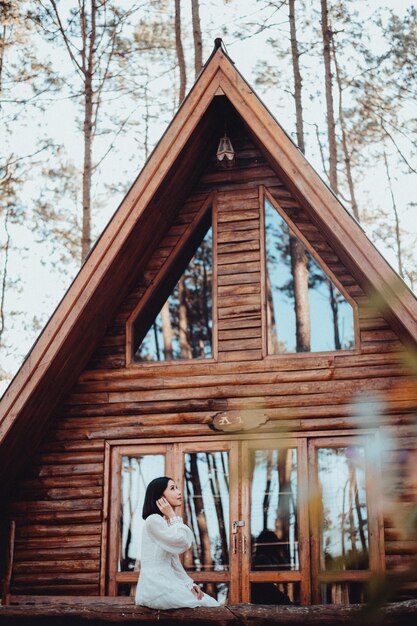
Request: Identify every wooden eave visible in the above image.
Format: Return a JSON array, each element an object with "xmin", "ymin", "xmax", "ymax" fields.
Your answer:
[{"xmin": 1, "ymin": 47, "xmax": 417, "ymax": 490}]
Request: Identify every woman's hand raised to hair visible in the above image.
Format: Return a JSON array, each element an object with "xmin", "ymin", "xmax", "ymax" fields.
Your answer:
[{"xmin": 156, "ymin": 497, "xmax": 175, "ymax": 519}]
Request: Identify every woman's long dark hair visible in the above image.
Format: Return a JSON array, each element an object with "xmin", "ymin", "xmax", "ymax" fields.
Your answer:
[{"xmin": 142, "ymin": 476, "xmax": 173, "ymax": 520}]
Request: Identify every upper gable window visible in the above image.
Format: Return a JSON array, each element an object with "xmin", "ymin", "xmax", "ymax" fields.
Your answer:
[
  {"xmin": 264, "ymin": 198, "xmax": 355, "ymax": 354},
  {"xmin": 134, "ymin": 214, "xmax": 213, "ymax": 362}
]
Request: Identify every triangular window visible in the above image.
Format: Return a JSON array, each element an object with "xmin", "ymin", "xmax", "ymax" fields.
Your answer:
[
  {"xmin": 264, "ymin": 197, "xmax": 355, "ymax": 354},
  {"xmin": 133, "ymin": 212, "xmax": 212, "ymax": 362}
]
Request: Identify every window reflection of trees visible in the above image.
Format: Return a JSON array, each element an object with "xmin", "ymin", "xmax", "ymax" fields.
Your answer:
[
  {"xmin": 119, "ymin": 454, "xmax": 165, "ymax": 573},
  {"xmin": 318, "ymin": 447, "xmax": 369, "ymax": 572},
  {"xmin": 250, "ymin": 448, "xmax": 299, "ymax": 572},
  {"xmin": 265, "ymin": 199, "xmax": 354, "ymax": 353},
  {"xmin": 136, "ymin": 228, "xmax": 213, "ymax": 362},
  {"xmin": 183, "ymin": 452, "xmax": 230, "ymax": 573}
]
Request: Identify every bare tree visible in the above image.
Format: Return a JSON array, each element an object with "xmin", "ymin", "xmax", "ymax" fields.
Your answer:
[
  {"xmin": 42, "ymin": 1, "xmax": 138, "ymax": 260},
  {"xmin": 191, "ymin": 0, "xmax": 203, "ymax": 77},
  {"xmin": 320, "ymin": 0, "xmax": 338, "ymax": 194},
  {"xmin": 289, "ymin": 0, "xmax": 304, "ymax": 155},
  {"xmin": 175, "ymin": 0, "xmax": 187, "ymax": 102},
  {"xmin": 288, "ymin": 0, "xmax": 310, "ymax": 351},
  {"xmin": 332, "ymin": 45, "xmax": 360, "ymax": 221},
  {"xmin": 383, "ymin": 147, "xmax": 404, "ymax": 279}
]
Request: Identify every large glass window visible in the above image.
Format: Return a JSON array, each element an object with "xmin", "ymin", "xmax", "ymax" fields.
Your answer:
[
  {"xmin": 133, "ymin": 211, "xmax": 213, "ymax": 362},
  {"xmin": 264, "ymin": 197, "xmax": 355, "ymax": 354}
]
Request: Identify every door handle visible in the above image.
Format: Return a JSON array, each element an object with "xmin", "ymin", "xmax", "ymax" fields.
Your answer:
[{"xmin": 232, "ymin": 520, "xmax": 246, "ymax": 556}]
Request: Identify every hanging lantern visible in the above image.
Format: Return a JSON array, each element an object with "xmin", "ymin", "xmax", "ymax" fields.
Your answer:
[{"xmin": 216, "ymin": 133, "xmax": 235, "ymax": 163}]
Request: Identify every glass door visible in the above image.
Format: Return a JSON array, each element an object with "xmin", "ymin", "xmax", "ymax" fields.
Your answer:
[
  {"xmin": 108, "ymin": 443, "xmax": 175, "ymax": 595},
  {"xmin": 241, "ymin": 439, "xmax": 310, "ymax": 605},
  {"xmin": 176, "ymin": 441, "xmax": 239, "ymax": 604},
  {"xmin": 107, "ymin": 440, "xmax": 238, "ymax": 602},
  {"xmin": 106, "ymin": 434, "xmax": 382, "ymax": 604},
  {"xmin": 308, "ymin": 437, "xmax": 381, "ymax": 604}
]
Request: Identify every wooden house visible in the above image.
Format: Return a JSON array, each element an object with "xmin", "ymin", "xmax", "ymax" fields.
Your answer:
[{"xmin": 1, "ymin": 42, "xmax": 417, "ymax": 622}]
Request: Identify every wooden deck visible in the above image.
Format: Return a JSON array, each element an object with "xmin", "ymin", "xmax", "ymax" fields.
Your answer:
[{"xmin": 1, "ymin": 599, "xmax": 417, "ymax": 625}]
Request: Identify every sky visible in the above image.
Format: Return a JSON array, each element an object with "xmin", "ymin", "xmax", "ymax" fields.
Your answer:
[{"xmin": 1, "ymin": 0, "xmax": 416, "ymax": 396}]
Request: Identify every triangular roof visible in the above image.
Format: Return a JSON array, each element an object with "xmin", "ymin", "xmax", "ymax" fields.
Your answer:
[{"xmin": 1, "ymin": 44, "xmax": 417, "ymax": 487}]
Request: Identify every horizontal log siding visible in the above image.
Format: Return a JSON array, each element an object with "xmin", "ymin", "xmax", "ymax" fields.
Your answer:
[{"xmin": 6, "ymin": 122, "xmax": 416, "ymax": 599}]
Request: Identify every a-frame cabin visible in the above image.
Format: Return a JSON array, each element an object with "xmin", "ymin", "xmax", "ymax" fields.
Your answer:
[{"xmin": 1, "ymin": 42, "xmax": 417, "ymax": 623}]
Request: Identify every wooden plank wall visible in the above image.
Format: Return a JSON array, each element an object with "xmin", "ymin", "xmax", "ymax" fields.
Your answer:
[{"xmin": 6, "ymin": 119, "xmax": 417, "ymax": 598}]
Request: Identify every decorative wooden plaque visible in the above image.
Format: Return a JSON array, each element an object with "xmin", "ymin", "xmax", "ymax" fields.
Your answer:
[{"xmin": 211, "ymin": 411, "xmax": 269, "ymax": 432}]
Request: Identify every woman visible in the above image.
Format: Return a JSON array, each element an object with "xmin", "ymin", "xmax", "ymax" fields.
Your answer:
[{"xmin": 135, "ymin": 476, "xmax": 220, "ymax": 609}]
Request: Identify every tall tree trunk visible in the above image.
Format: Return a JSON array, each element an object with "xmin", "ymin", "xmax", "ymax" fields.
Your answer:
[
  {"xmin": 206, "ymin": 453, "xmax": 229, "ymax": 566},
  {"xmin": 183, "ymin": 474, "xmax": 196, "ymax": 569},
  {"xmin": 383, "ymin": 148, "xmax": 404, "ymax": 279},
  {"xmin": 0, "ymin": 205, "xmax": 11, "ymax": 344},
  {"xmin": 289, "ymin": 0, "xmax": 305, "ymax": 154},
  {"xmin": 161, "ymin": 301, "xmax": 173, "ymax": 360},
  {"xmin": 288, "ymin": 1, "xmax": 310, "ymax": 352},
  {"xmin": 220, "ymin": 452, "xmax": 229, "ymax": 491},
  {"xmin": 341, "ymin": 480, "xmax": 347, "ymax": 564},
  {"xmin": 266, "ymin": 270, "xmax": 280, "ymax": 353},
  {"xmin": 201, "ymin": 249, "xmax": 212, "ymax": 345},
  {"xmin": 332, "ymin": 45, "xmax": 360, "ymax": 221},
  {"xmin": 191, "ymin": 0, "xmax": 203, "ymax": 78},
  {"xmin": 48, "ymin": 0, "xmax": 131, "ymax": 264},
  {"xmin": 350, "ymin": 466, "xmax": 368, "ymax": 557},
  {"xmin": 328, "ymin": 280, "xmax": 341, "ymax": 350},
  {"xmin": 290, "ymin": 235, "xmax": 310, "ymax": 352},
  {"xmin": 262, "ymin": 450, "xmax": 273, "ymax": 530},
  {"xmin": 81, "ymin": 1, "xmax": 96, "ymax": 261},
  {"xmin": 348, "ymin": 469, "xmax": 358, "ymax": 559},
  {"xmin": 189, "ymin": 454, "xmax": 213, "ymax": 570},
  {"xmin": 174, "ymin": 0, "xmax": 186, "ymax": 102},
  {"xmin": 82, "ymin": 74, "xmax": 93, "ymax": 260},
  {"xmin": 179, "ymin": 277, "xmax": 192, "ymax": 358},
  {"xmin": 152, "ymin": 321, "xmax": 161, "ymax": 360},
  {"xmin": 174, "ymin": 1, "xmax": 190, "ymax": 359},
  {"xmin": 320, "ymin": 0, "xmax": 338, "ymax": 194}
]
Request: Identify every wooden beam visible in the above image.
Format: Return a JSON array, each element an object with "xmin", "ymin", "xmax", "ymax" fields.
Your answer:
[{"xmin": 1, "ymin": 598, "xmax": 417, "ymax": 625}]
